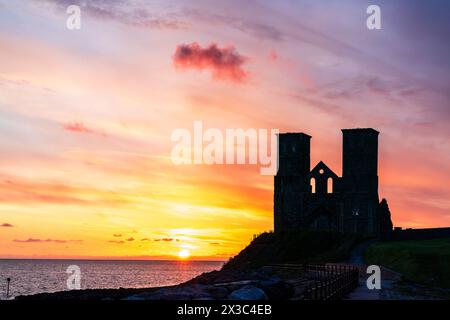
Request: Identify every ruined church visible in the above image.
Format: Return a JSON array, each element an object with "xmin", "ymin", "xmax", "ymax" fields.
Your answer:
[{"xmin": 274, "ymin": 128, "xmax": 393, "ymax": 235}]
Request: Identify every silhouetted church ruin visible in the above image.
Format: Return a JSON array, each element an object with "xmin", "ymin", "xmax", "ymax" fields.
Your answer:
[{"xmin": 274, "ymin": 128, "xmax": 393, "ymax": 235}]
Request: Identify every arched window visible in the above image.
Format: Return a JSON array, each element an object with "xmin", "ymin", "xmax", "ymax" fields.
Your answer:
[
  {"xmin": 327, "ymin": 177, "xmax": 333, "ymax": 194},
  {"xmin": 311, "ymin": 178, "xmax": 316, "ymax": 194}
]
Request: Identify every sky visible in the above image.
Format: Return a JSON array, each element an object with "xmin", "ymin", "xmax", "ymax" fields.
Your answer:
[{"xmin": 0, "ymin": 0, "xmax": 449, "ymax": 260}]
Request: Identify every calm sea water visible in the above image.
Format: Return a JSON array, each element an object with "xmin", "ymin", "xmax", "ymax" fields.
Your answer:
[{"xmin": 0, "ymin": 259, "xmax": 224, "ymax": 299}]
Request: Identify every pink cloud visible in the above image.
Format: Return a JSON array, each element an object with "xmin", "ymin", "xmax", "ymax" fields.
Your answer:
[
  {"xmin": 62, "ymin": 122, "xmax": 105, "ymax": 136},
  {"xmin": 173, "ymin": 42, "xmax": 248, "ymax": 82},
  {"xmin": 268, "ymin": 50, "xmax": 278, "ymax": 61}
]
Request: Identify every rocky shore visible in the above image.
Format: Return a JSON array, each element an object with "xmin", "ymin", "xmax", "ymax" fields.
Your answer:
[
  {"xmin": 16, "ymin": 266, "xmax": 309, "ymax": 301},
  {"xmin": 16, "ymin": 231, "xmax": 362, "ymax": 301}
]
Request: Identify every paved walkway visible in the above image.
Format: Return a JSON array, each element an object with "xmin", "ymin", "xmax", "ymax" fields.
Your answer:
[
  {"xmin": 348, "ymin": 239, "xmax": 378, "ymax": 264},
  {"xmin": 327, "ymin": 262, "xmax": 402, "ymax": 300},
  {"xmin": 345, "ymin": 278, "xmax": 381, "ymax": 300}
]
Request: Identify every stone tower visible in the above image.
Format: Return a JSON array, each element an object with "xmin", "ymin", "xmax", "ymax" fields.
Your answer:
[
  {"xmin": 341, "ymin": 128, "xmax": 380, "ymax": 234},
  {"xmin": 273, "ymin": 128, "xmax": 391, "ymax": 235},
  {"xmin": 274, "ymin": 133, "xmax": 311, "ymax": 232}
]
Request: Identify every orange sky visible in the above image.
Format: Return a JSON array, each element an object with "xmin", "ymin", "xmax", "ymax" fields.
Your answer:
[{"xmin": 0, "ymin": 1, "xmax": 449, "ymax": 259}]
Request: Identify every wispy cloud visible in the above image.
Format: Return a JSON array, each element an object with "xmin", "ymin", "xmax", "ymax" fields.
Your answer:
[
  {"xmin": 183, "ymin": 10, "xmax": 284, "ymax": 41},
  {"xmin": 311, "ymin": 75, "xmax": 423, "ymax": 101},
  {"xmin": 36, "ymin": 0, "xmax": 188, "ymax": 30},
  {"xmin": 13, "ymin": 238, "xmax": 82, "ymax": 243},
  {"xmin": 153, "ymin": 237, "xmax": 177, "ymax": 242},
  {"xmin": 173, "ymin": 42, "xmax": 249, "ymax": 82},
  {"xmin": 62, "ymin": 122, "xmax": 105, "ymax": 136},
  {"xmin": 107, "ymin": 240, "xmax": 125, "ymax": 244},
  {"xmin": 0, "ymin": 177, "xmax": 130, "ymax": 206}
]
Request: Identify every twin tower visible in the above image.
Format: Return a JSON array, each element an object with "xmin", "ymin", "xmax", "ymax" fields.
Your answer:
[{"xmin": 274, "ymin": 128, "xmax": 392, "ymax": 235}]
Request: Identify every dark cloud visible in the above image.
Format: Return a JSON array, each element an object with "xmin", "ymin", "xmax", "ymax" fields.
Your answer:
[
  {"xmin": 13, "ymin": 238, "xmax": 82, "ymax": 243},
  {"xmin": 126, "ymin": 237, "xmax": 135, "ymax": 241},
  {"xmin": 153, "ymin": 238, "xmax": 174, "ymax": 242},
  {"xmin": 1, "ymin": 223, "xmax": 14, "ymax": 227},
  {"xmin": 113, "ymin": 234, "xmax": 122, "ymax": 237},
  {"xmin": 107, "ymin": 240, "xmax": 125, "ymax": 244},
  {"xmin": 173, "ymin": 42, "xmax": 248, "ymax": 82}
]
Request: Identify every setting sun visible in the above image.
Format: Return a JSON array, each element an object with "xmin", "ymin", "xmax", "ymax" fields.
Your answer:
[{"xmin": 178, "ymin": 249, "xmax": 191, "ymax": 259}]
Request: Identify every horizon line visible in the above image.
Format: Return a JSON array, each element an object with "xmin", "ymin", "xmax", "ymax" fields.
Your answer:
[{"xmin": 0, "ymin": 257, "xmax": 227, "ymax": 262}]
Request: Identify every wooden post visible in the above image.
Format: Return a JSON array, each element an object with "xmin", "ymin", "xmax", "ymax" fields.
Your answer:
[{"xmin": 6, "ymin": 278, "xmax": 11, "ymax": 299}]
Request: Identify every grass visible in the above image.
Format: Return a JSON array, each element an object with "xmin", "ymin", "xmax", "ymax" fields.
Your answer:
[{"xmin": 365, "ymin": 238, "xmax": 450, "ymax": 289}]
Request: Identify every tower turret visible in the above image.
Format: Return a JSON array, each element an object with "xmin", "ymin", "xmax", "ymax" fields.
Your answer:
[
  {"xmin": 274, "ymin": 133, "xmax": 311, "ymax": 232},
  {"xmin": 341, "ymin": 128, "xmax": 380, "ymax": 234}
]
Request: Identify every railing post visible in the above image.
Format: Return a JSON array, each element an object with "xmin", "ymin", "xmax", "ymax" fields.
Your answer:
[
  {"xmin": 300, "ymin": 264, "xmax": 361, "ymax": 301},
  {"xmin": 320, "ymin": 283, "xmax": 323, "ymax": 300},
  {"xmin": 314, "ymin": 282, "xmax": 318, "ymax": 300},
  {"xmin": 6, "ymin": 278, "xmax": 11, "ymax": 300}
]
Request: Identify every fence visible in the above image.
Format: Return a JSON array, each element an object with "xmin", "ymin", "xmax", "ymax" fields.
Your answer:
[
  {"xmin": 302, "ymin": 264, "xmax": 359, "ymax": 300},
  {"xmin": 269, "ymin": 264, "xmax": 359, "ymax": 300}
]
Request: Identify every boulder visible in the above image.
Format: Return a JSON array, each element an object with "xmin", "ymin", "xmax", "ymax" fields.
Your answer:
[
  {"xmin": 228, "ymin": 285, "xmax": 268, "ymax": 300},
  {"xmin": 214, "ymin": 280, "xmax": 256, "ymax": 292},
  {"xmin": 256, "ymin": 278, "xmax": 293, "ymax": 300},
  {"xmin": 123, "ymin": 284, "xmax": 228, "ymax": 300}
]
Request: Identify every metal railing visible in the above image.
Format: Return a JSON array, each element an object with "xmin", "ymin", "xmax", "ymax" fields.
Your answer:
[
  {"xmin": 303, "ymin": 264, "xmax": 359, "ymax": 300},
  {"xmin": 268, "ymin": 263, "xmax": 359, "ymax": 300}
]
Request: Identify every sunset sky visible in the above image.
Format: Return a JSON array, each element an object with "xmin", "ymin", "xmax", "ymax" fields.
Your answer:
[{"xmin": 0, "ymin": 0, "xmax": 449, "ymax": 259}]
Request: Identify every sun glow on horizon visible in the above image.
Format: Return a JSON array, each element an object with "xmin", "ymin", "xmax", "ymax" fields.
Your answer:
[{"xmin": 178, "ymin": 249, "xmax": 191, "ymax": 259}]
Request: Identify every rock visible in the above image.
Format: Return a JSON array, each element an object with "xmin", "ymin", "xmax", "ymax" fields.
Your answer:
[
  {"xmin": 256, "ymin": 278, "xmax": 294, "ymax": 300},
  {"xmin": 228, "ymin": 285, "xmax": 268, "ymax": 300},
  {"xmin": 123, "ymin": 284, "xmax": 228, "ymax": 300},
  {"xmin": 123, "ymin": 295, "xmax": 146, "ymax": 301},
  {"xmin": 204, "ymin": 285, "xmax": 229, "ymax": 299},
  {"xmin": 214, "ymin": 280, "xmax": 256, "ymax": 292}
]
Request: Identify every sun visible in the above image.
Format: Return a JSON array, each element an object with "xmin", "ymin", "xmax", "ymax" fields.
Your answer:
[{"xmin": 178, "ymin": 249, "xmax": 191, "ymax": 259}]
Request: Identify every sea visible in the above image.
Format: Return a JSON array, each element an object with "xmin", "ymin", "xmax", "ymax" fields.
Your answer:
[{"xmin": 0, "ymin": 259, "xmax": 224, "ymax": 299}]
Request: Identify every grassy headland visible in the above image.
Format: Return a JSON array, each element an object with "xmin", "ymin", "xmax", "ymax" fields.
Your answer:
[
  {"xmin": 365, "ymin": 238, "xmax": 450, "ymax": 288},
  {"xmin": 223, "ymin": 230, "xmax": 364, "ymax": 270}
]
